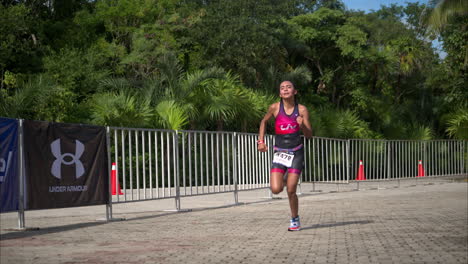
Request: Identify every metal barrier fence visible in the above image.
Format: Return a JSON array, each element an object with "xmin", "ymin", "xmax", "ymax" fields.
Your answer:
[
  {"xmin": 303, "ymin": 137, "xmax": 349, "ymax": 182},
  {"xmin": 110, "ymin": 127, "xmax": 178, "ymax": 203},
  {"xmin": 2, "ymin": 120, "xmax": 466, "ymax": 229},
  {"xmin": 232, "ymin": 132, "xmax": 273, "ymax": 191},
  {"xmin": 108, "ymin": 128, "xmax": 276, "ymax": 208},
  {"xmin": 302, "ymin": 138, "xmax": 467, "ymax": 182},
  {"xmin": 109, "ymin": 127, "xmax": 467, "ymax": 208}
]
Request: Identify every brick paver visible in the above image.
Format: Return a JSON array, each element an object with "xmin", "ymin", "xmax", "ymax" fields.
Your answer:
[{"xmin": 1, "ymin": 179, "xmax": 467, "ymax": 264}]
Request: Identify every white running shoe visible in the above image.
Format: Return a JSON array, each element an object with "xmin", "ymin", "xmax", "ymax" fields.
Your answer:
[{"xmin": 288, "ymin": 216, "xmax": 301, "ymax": 231}]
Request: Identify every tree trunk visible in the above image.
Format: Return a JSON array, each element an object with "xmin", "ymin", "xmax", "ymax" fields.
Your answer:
[
  {"xmin": 1, "ymin": 68, "xmax": 4, "ymax": 90},
  {"xmin": 372, "ymin": 64, "xmax": 378, "ymax": 94},
  {"xmin": 396, "ymin": 57, "xmax": 402, "ymax": 103},
  {"xmin": 242, "ymin": 120, "xmax": 248, "ymax": 132},
  {"xmin": 315, "ymin": 60, "xmax": 324, "ymax": 76},
  {"xmin": 332, "ymin": 84, "xmax": 337, "ymax": 104},
  {"xmin": 396, "ymin": 73, "xmax": 401, "ymax": 104}
]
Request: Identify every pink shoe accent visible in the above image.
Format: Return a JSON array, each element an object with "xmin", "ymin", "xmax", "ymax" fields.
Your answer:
[{"xmin": 288, "ymin": 226, "xmax": 301, "ymax": 231}]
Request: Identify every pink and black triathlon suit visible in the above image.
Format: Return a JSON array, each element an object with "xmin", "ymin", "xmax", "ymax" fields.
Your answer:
[{"xmin": 271, "ymin": 99, "xmax": 304, "ymax": 175}]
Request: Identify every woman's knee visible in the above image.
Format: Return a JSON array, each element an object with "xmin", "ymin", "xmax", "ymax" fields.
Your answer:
[
  {"xmin": 271, "ymin": 186, "xmax": 283, "ymax": 194},
  {"xmin": 287, "ymin": 188, "xmax": 297, "ymax": 197}
]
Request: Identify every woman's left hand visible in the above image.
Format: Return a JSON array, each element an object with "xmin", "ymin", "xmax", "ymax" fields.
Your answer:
[{"xmin": 296, "ymin": 115, "xmax": 304, "ymax": 127}]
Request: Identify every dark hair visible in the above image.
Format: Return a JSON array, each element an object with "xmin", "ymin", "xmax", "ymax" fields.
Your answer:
[{"xmin": 279, "ymin": 80, "xmax": 295, "ymax": 89}]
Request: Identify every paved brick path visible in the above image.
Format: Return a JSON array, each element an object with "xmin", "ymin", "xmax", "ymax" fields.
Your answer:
[{"xmin": 1, "ymin": 179, "xmax": 467, "ymax": 264}]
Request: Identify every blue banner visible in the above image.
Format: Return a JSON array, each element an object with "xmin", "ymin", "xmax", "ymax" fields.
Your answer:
[{"xmin": 0, "ymin": 118, "xmax": 19, "ymax": 212}]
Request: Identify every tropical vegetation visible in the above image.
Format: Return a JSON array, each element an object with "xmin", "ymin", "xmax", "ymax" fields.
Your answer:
[{"xmin": 1, "ymin": 0, "xmax": 466, "ymax": 139}]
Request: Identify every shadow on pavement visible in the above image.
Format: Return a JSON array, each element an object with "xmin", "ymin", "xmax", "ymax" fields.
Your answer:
[
  {"xmin": 0, "ymin": 191, "xmax": 369, "ymax": 240},
  {"xmin": 0, "ymin": 210, "xmax": 183, "ymax": 240},
  {"xmin": 0, "ymin": 221, "xmax": 108, "ymax": 240},
  {"xmin": 0, "ymin": 198, "xmax": 273, "ymax": 240},
  {"xmin": 301, "ymin": 220, "xmax": 373, "ymax": 230}
]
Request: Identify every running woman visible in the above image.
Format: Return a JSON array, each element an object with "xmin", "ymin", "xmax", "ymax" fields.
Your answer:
[{"xmin": 257, "ymin": 81, "xmax": 312, "ymax": 231}]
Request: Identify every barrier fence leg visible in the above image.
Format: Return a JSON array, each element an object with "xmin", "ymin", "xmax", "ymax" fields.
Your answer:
[
  {"xmin": 174, "ymin": 130, "xmax": 189, "ymax": 212},
  {"xmin": 106, "ymin": 203, "xmax": 112, "ymax": 221},
  {"xmin": 18, "ymin": 119, "xmax": 26, "ymax": 230},
  {"xmin": 175, "ymin": 197, "xmax": 181, "ymax": 211},
  {"xmin": 99, "ymin": 127, "xmax": 125, "ymax": 222},
  {"xmin": 233, "ymin": 133, "xmax": 239, "ymax": 205},
  {"xmin": 5, "ymin": 119, "xmax": 38, "ymax": 231},
  {"xmin": 161, "ymin": 131, "xmax": 190, "ymax": 212},
  {"xmin": 106, "ymin": 127, "xmax": 113, "ymax": 221}
]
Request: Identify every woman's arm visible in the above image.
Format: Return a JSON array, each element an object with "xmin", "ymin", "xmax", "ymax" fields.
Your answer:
[
  {"xmin": 258, "ymin": 103, "xmax": 277, "ymax": 152},
  {"xmin": 297, "ymin": 105, "xmax": 312, "ymax": 139}
]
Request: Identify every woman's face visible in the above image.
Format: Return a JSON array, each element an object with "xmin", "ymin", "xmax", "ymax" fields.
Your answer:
[{"xmin": 279, "ymin": 81, "xmax": 297, "ymax": 99}]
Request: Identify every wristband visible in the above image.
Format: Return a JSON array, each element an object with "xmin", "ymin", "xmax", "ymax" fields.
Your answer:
[{"xmin": 257, "ymin": 140, "xmax": 264, "ymax": 145}]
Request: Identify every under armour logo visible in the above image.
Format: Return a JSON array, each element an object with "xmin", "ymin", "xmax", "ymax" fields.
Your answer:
[
  {"xmin": 51, "ymin": 139, "xmax": 85, "ymax": 179},
  {"xmin": 0, "ymin": 151, "xmax": 13, "ymax": 183},
  {"xmin": 280, "ymin": 124, "xmax": 297, "ymax": 131}
]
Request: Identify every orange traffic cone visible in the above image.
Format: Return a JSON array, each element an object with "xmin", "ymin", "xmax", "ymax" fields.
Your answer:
[
  {"xmin": 417, "ymin": 160, "xmax": 425, "ymax": 177},
  {"xmin": 111, "ymin": 162, "xmax": 123, "ymax": 195},
  {"xmin": 356, "ymin": 160, "xmax": 366, "ymax": 180}
]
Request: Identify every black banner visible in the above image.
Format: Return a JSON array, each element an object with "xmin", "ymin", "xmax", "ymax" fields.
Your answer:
[{"xmin": 23, "ymin": 120, "xmax": 108, "ymax": 210}]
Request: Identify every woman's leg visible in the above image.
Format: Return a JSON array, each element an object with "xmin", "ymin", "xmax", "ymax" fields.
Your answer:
[
  {"xmin": 286, "ymin": 173, "xmax": 300, "ymax": 218},
  {"xmin": 270, "ymin": 170, "xmax": 286, "ymax": 194},
  {"xmin": 287, "ymin": 147, "xmax": 304, "ymax": 218}
]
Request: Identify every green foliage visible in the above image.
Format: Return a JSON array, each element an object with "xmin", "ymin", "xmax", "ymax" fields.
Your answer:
[
  {"xmin": 424, "ymin": 0, "xmax": 468, "ymax": 32},
  {"xmin": 445, "ymin": 108, "xmax": 468, "ymax": 139},
  {"xmin": 93, "ymin": 0, "xmax": 154, "ymax": 47},
  {"xmin": 42, "ymin": 48, "xmax": 110, "ymax": 97},
  {"xmin": 1, "ymin": 75, "xmax": 75, "ymax": 122},
  {"xmin": 1, "ymin": 0, "xmax": 464, "ymax": 140},
  {"xmin": 190, "ymin": 0, "xmax": 292, "ymax": 86},
  {"xmin": 289, "ymin": 8, "xmax": 345, "ymax": 45},
  {"xmin": 335, "ymin": 22, "xmax": 368, "ymax": 59},
  {"xmin": 439, "ymin": 14, "xmax": 467, "ymax": 69},
  {"xmin": 89, "ymin": 91, "xmax": 152, "ymax": 127},
  {"xmin": 0, "ymin": 4, "xmax": 42, "ymax": 74},
  {"xmin": 259, "ymin": 65, "xmax": 313, "ymax": 94},
  {"xmin": 310, "ymin": 107, "xmax": 378, "ymax": 139},
  {"xmin": 154, "ymin": 100, "xmax": 189, "ymax": 130},
  {"xmin": 2, "ymin": 71, "xmax": 17, "ymax": 88},
  {"xmin": 186, "ymin": 73, "xmax": 257, "ymax": 131},
  {"xmin": 405, "ymin": 124, "xmax": 434, "ymax": 140}
]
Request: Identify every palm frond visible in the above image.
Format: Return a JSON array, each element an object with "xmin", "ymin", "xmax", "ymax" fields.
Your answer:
[
  {"xmin": 445, "ymin": 108, "xmax": 468, "ymax": 139},
  {"xmin": 180, "ymin": 67, "xmax": 227, "ymax": 98},
  {"xmin": 283, "ymin": 65, "xmax": 313, "ymax": 89},
  {"xmin": 405, "ymin": 123, "xmax": 433, "ymax": 140},
  {"xmin": 155, "ymin": 100, "xmax": 189, "ymax": 130},
  {"xmin": 90, "ymin": 91, "xmax": 152, "ymax": 127},
  {"xmin": 156, "ymin": 52, "xmax": 184, "ymax": 95},
  {"xmin": 312, "ymin": 108, "xmax": 377, "ymax": 139},
  {"xmin": 423, "ymin": 0, "xmax": 468, "ymax": 31},
  {"xmin": 98, "ymin": 78, "xmax": 133, "ymax": 93}
]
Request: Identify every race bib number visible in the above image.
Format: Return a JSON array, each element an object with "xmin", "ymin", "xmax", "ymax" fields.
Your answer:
[{"xmin": 273, "ymin": 152, "xmax": 294, "ymax": 167}]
